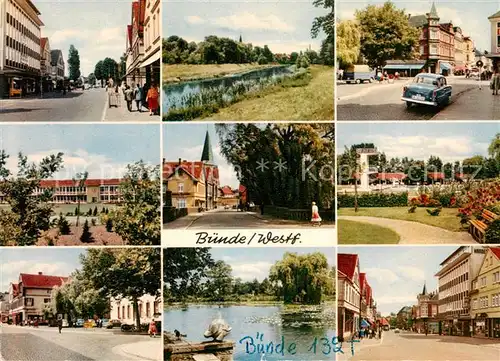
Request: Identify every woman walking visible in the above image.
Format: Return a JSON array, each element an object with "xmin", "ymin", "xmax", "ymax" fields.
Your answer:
[
  {"xmin": 146, "ymin": 83, "xmax": 159, "ymax": 116},
  {"xmin": 311, "ymin": 201, "xmax": 322, "ymax": 226},
  {"xmin": 148, "ymin": 319, "xmax": 158, "ymax": 338},
  {"xmin": 492, "ymin": 70, "xmax": 500, "ymax": 95}
]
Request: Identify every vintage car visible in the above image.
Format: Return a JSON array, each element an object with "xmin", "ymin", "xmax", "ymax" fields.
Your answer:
[{"xmin": 401, "ymin": 73, "xmax": 452, "ymax": 108}]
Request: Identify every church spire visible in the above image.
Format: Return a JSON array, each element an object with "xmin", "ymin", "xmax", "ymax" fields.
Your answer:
[
  {"xmin": 429, "ymin": 2, "xmax": 439, "ymax": 18},
  {"xmin": 201, "ymin": 130, "xmax": 214, "ymax": 163},
  {"xmin": 422, "ymin": 282, "xmax": 427, "ymax": 295}
]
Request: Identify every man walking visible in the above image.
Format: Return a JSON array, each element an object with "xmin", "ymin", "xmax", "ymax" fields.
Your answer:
[
  {"xmin": 124, "ymin": 86, "xmax": 133, "ymax": 112},
  {"xmin": 134, "ymin": 84, "xmax": 143, "ymax": 112},
  {"xmin": 58, "ymin": 318, "xmax": 63, "ymax": 334}
]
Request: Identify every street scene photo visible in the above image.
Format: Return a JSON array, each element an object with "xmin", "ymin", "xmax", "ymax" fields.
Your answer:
[
  {"xmin": 0, "ymin": 124, "xmax": 161, "ymax": 246},
  {"xmin": 164, "ymin": 247, "xmax": 335, "ymax": 361},
  {"xmin": 337, "ymin": 246, "xmax": 500, "ymax": 360},
  {"xmin": 337, "ymin": 123, "xmax": 500, "ymax": 244},
  {"xmin": 0, "ymin": 247, "xmax": 162, "ymax": 361},
  {"xmin": 163, "ymin": 123, "xmax": 335, "ymax": 230},
  {"xmin": 0, "ymin": 0, "xmax": 161, "ymax": 121},
  {"xmin": 162, "ymin": 0, "xmax": 334, "ymax": 121},
  {"xmin": 337, "ymin": 0, "xmax": 500, "ymax": 120}
]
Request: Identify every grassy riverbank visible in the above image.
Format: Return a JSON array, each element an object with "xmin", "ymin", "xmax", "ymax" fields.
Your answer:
[
  {"xmin": 163, "ymin": 63, "xmax": 276, "ymax": 83},
  {"xmin": 165, "ymin": 299, "xmax": 336, "ymax": 308}
]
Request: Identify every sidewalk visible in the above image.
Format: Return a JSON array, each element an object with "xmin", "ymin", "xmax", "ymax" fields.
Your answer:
[
  {"xmin": 102, "ymin": 93, "xmax": 161, "ymax": 121},
  {"xmin": 163, "ymin": 209, "xmax": 220, "ymax": 229},
  {"xmin": 113, "ymin": 339, "xmax": 162, "ymax": 361},
  {"xmin": 338, "ymin": 336, "xmax": 383, "ymax": 360}
]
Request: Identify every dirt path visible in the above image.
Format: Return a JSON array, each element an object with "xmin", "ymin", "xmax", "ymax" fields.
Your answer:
[{"xmin": 338, "ymin": 216, "xmax": 475, "ymax": 244}]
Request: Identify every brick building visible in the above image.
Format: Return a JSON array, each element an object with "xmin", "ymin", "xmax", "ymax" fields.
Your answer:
[{"xmin": 338, "ymin": 253, "xmax": 361, "ymax": 340}]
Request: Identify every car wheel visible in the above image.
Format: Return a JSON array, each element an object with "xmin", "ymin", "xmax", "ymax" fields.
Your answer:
[
  {"xmin": 355, "ymin": 79, "xmax": 361, "ymax": 84},
  {"xmin": 406, "ymin": 101, "xmax": 412, "ymax": 109}
]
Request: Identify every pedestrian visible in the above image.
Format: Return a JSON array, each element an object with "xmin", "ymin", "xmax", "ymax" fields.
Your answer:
[
  {"xmin": 58, "ymin": 318, "xmax": 63, "ymax": 334},
  {"xmin": 124, "ymin": 86, "xmax": 133, "ymax": 112},
  {"xmin": 146, "ymin": 83, "xmax": 159, "ymax": 116},
  {"xmin": 378, "ymin": 327, "xmax": 382, "ymax": 339},
  {"xmin": 311, "ymin": 201, "xmax": 322, "ymax": 226},
  {"xmin": 134, "ymin": 83, "xmax": 143, "ymax": 112},
  {"xmin": 491, "ymin": 70, "xmax": 500, "ymax": 95},
  {"xmin": 148, "ymin": 319, "xmax": 157, "ymax": 338}
]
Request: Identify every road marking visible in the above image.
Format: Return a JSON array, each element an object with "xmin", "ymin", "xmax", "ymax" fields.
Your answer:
[{"xmin": 101, "ymin": 91, "xmax": 108, "ymax": 122}]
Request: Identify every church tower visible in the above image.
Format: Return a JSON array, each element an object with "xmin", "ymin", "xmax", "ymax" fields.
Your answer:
[
  {"xmin": 201, "ymin": 129, "xmax": 217, "ymax": 210},
  {"xmin": 427, "ymin": 2, "xmax": 440, "ymax": 73},
  {"xmin": 201, "ymin": 130, "xmax": 214, "ymax": 164}
]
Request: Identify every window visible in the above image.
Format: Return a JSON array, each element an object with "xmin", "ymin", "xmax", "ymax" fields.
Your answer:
[
  {"xmin": 146, "ymin": 302, "xmax": 150, "ymax": 318},
  {"xmin": 178, "ymin": 183, "xmax": 184, "ymax": 193},
  {"xmin": 494, "ymin": 272, "xmax": 500, "ymax": 283},
  {"xmin": 127, "ymin": 305, "xmax": 131, "ymax": 319},
  {"xmin": 122, "ymin": 306, "xmax": 125, "ymax": 319},
  {"xmin": 139, "ymin": 304, "xmax": 143, "ymax": 317},
  {"xmin": 25, "ymin": 298, "xmax": 34, "ymax": 307},
  {"xmin": 43, "ymin": 298, "xmax": 50, "ymax": 304},
  {"xmin": 177, "ymin": 198, "xmax": 187, "ymax": 209},
  {"xmin": 430, "ymin": 45, "xmax": 438, "ymax": 55},
  {"xmin": 118, "ymin": 307, "xmax": 121, "ymax": 319}
]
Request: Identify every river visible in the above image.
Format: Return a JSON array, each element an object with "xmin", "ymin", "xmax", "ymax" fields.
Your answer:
[{"xmin": 164, "ymin": 304, "xmax": 336, "ymax": 361}]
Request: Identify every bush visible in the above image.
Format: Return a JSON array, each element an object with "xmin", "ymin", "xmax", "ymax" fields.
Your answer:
[
  {"xmin": 80, "ymin": 220, "xmax": 92, "ymax": 243},
  {"xmin": 93, "ymin": 207, "xmax": 98, "ymax": 216},
  {"xmin": 57, "ymin": 215, "xmax": 71, "ymax": 235},
  {"xmin": 105, "ymin": 218, "xmax": 113, "ymax": 232},
  {"xmin": 163, "ymin": 206, "xmax": 188, "ymax": 223},
  {"xmin": 408, "ymin": 205, "xmax": 417, "ymax": 213},
  {"xmin": 338, "ymin": 192, "xmax": 408, "ymax": 208},
  {"xmin": 426, "ymin": 207, "xmax": 442, "ymax": 216},
  {"xmin": 485, "ymin": 219, "xmax": 500, "ymax": 244},
  {"xmin": 87, "ymin": 209, "xmax": 92, "ymax": 216},
  {"xmin": 91, "ymin": 219, "xmax": 97, "ymax": 227},
  {"xmin": 257, "ymin": 54, "xmax": 268, "ymax": 65}
]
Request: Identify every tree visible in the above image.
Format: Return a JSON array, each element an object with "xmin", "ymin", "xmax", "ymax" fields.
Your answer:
[
  {"xmin": 0, "ymin": 210, "xmax": 20, "ymax": 246},
  {"xmin": 94, "ymin": 61, "xmax": 104, "ymax": 85},
  {"xmin": 57, "ymin": 215, "xmax": 71, "ymax": 235},
  {"xmin": 163, "ymin": 248, "xmax": 214, "ymax": 301},
  {"xmin": 80, "ymin": 219, "xmax": 92, "ymax": 243},
  {"xmin": 68, "ymin": 45, "xmax": 81, "ymax": 81},
  {"xmin": 311, "ymin": 0, "xmax": 334, "ymax": 42},
  {"xmin": 87, "ymin": 73, "xmax": 96, "ymax": 86},
  {"xmin": 337, "ymin": 20, "xmax": 361, "ymax": 67},
  {"xmin": 262, "ymin": 45, "xmax": 274, "ymax": 63},
  {"xmin": 119, "ymin": 53, "xmax": 127, "ymax": 80},
  {"xmin": 488, "ymin": 133, "xmax": 500, "ymax": 161},
  {"xmin": 257, "ymin": 54, "xmax": 268, "ymax": 65},
  {"xmin": 105, "ymin": 161, "xmax": 160, "ymax": 245},
  {"xmin": 93, "ymin": 207, "xmax": 98, "ymax": 216},
  {"xmin": 79, "ymin": 248, "xmax": 161, "ymax": 330},
  {"xmin": 0, "ymin": 151, "xmax": 64, "ymax": 245},
  {"xmin": 72, "ymin": 171, "xmax": 88, "ymax": 227},
  {"xmin": 290, "ymin": 52, "xmax": 299, "ymax": 63},
  {"xmin": 206, "ymin": 261, "xmax": 233, "ymax": 302},
  {"xmin": 355, "ymin": 2, "xmax": 420, "ymax": 68},
  {"xmin": 102, "ymin": 57, "xmax": 119, "ymax": 82}
]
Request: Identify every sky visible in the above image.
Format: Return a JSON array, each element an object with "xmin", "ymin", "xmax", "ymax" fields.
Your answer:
[
  {"xmin": 209, "ymin": 247, "xmax": 336, "ymax": 282},
  {"xmin": 0, "ymin": 248, "xmax": 84, "ymax": 292},
  {"xmin": 337, "ymin": 0, "xmax": 499, "ymax": 52},
  {"xmin": 34, "ymin": 0, "xmax": 131, "ymax": 76},
  {"xmin": 336, "ymin": 122, "xmax": 497, "ymax": 163},
  {"xmin": 338, "ymin": 246, "xmax": 459, "ymax": 316},
  {"xmin": 0, "ymin": 124, "xmax": 160, "ymax": 180},
  {"xmin": 163, "ymin": 0, "xmax": 328, "ymax": 53},
  {"xmin": 163, "ymin": 123, "xmax": 239, "ymax": 189}
]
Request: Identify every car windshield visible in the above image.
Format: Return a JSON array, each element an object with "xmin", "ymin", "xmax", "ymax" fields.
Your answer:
[{"xmin": 413, "ymin": 76, "xmax": 437, "ymax": 86}]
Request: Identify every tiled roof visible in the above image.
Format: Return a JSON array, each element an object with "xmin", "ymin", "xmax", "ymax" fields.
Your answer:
[
  {"xmin": 238, "ymin": 184, "xmax": 247, "ymax": 194},
  {"xmin": 490, "ymin": 247, "xmax": 500, "ymax": 260},
  {"xmin": 39, "ymin": 179, "xmax": 122, "ymax": 187},
  {"xmin": 11, "ymin": 283, "xmax": 19, "ymax": 297},
  {"xmin": 221, "ymin": 186, "xmax": 234, "ymax": 195},
  {"xmin": 338, "ymin": 254, "xmax": 358, "ymax": 281},
  {"xmin": 409, "ymin": 15, "xmax": 427, "ymax": 27},
  {"xmin": 163, "ymin": 161, "xmax": 219, "ymax": 182},
  {"xmin": 50, "ymin": 49, "xmax": 63, "ymax": 65},
  {"xmin": 20, "ymin": 273, "xmax": 68, "ymax": 289}
]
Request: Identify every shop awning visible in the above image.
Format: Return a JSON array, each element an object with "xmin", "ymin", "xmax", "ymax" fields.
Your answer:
[
  {"xmin": 361, "ymin": 319, "xmax": 370, "ymax": 328},
  {"xmin": 440, "ymin": 62, "xmax": 452, "ymax": 71},
  {"xmin": 383, "ymin": 64, "xmax": 425, "ymax": 70},
  {"xmin": 140, "ymin": 52, "xmax": 161, "ymax": 68}
]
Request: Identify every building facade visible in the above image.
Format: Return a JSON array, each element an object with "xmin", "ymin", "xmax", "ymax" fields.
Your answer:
[
  {"xmin": 470, "ymin": 247, "xmax": 500, "ymax": 338},
  {"xmin": 109, "ymin": 293, "xmax": 161, "ymax": 325},
  {"xmin": 0, "ymin": 292, "xmax": 10, "ymax": 323},
  {"xmin": 435, "ymin": 246, "xmax": 486, "ymax": 336},
  {"xmin": 487, "ymin": 11, "xmax": 500, "ymax": 72},
  {"xmin": 415, "ymin": 283, "xmax": 439, "ymax": 334},
  {"xmin": 219, "ymin": 186, "xmax": 240, "ymax": 208},
  {"xmin": 0, "ymin": 0, "xmax": 43, "ymax": 98},
  {"xmin": 8, "ymin": 272, "xmax": 68, "ymax": 325},
  {"xmin": 125, "ymin": 0, "xmax": 146, "ymax": 87},
  {"xmin": 50, "ymin": 49, "xmax": 64, "ymax": 86},
  {"xmin": 141, "ymin": 0, "xmax": 160, "ymax": 86},
  {"xmin": 338, "ymin": 253, "xmax": 361, "ymax": 341},
  {"xmin": 39, "ymin": 36, "xmax": 53, "ymax": 91},
  {"xmin": 453, "ymin": 27, "xmax": 466, "ymax": 72},
  {"xmin": 464, "ymin": 36, "xmax": 475, "ymax": 68}
]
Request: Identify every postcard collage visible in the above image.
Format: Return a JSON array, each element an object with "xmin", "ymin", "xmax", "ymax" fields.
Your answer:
[{"xmin": 0, "ymin": 0, "xmax": 499, "ymax": 360}]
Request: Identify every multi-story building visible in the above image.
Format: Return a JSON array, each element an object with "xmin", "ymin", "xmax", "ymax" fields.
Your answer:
[
  {"xmin": 435, "ymin": 246, "xmax": 486, "ymax": 336},
  {"xmin": 337, "ymin": 253, "xmax": 361, "ymax": 341},
  {"xmin": 470, "ymin": 247, "xmax": 500, "ymax": 339},
  {"xmin": 50, "ymin": 49, "xmax": 64, "ymax": 86},
  {"xmin": 360, "ymin": 273, "xmax": 375, "ymax": 326},
  {"xmin": 415, "ymin": 283, "xmax": 439, "ymax": 334},
  {"xmin": 453, "ymin": 27, "xmax": 466, "ymax": 72},
  {"xmin": 0, "ymin": 292, "xmax": 10, "ymax": 323},
  {"xmin": 464, "ymin": 36, "xmax": 475, "ymax": 68},
  {"xmin": 0, "ymin": 0, "xmax": 43, "ymax": 98},
  {"xmin": 8, "ymin": 272, "xmax": 68, "ymax": 325},
  {"xmin": 219, "ymin": 186, "xmax": 240, "ymax": 208},
  {"xmin": 163, "ymin": 131, "xmax": 219, "ymax": 213},
  {"xmin": 141, "ymin": 0, "xmax": 160, "ymax": 86},
  {"xmin": 125, "ymin": 0, "xmax": 146, "ymax": 87},
  {"xmin": 0, "ymin": 178, "xmax": 123, "ymax": 204},
  {"xmin": 109, "ymin": 293, "xmax": 161, "ymax": 325},
  {"xmin": 409, "ymin": 2, "xmax": 455, "ymax": 74},
  {"xmin": 487, "ymin": 11, "xmax": 500, "ymax": 72},
  {"xmin": 39, "ymin": 36, "xmax": 52, "ymax": 91}
]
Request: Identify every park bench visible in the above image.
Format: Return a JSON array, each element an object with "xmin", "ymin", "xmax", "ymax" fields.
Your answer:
[{"xmin": 469, "ymin": 209, "xmax": 498, "ymax": 243}]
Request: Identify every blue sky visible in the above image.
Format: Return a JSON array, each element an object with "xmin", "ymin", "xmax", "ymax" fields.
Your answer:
[
  {"xmin": 337, "ymin": 122, "xmax": 497, "ymax": 163},
  {"xmin": 337, "ymin": 0, "xmax": 499, "ymax": 51},
  {"xmin": 0, "ymin": 124, "xmax": 160, "ymax": 179},
  {"xmin": 163, "ymin": 124, "xmax": 239, "ymax": 188},
  {"xmin": 208, "ymin": 247, "xmax": 336, "ymax": 282},
  {"xmin": 163, "ymin": 0, "xmax": 328, "ymax": 53},
  {"xmin": 0, "ymin": 248, "xmax": 83, "ymax": 292},
  {"xmin": 338, "ymin": 246, "xmax": 459, "ymax": 316},
  {"xmin": 34, "ymin": 0, "xmax": 130, "ymax": 75}
]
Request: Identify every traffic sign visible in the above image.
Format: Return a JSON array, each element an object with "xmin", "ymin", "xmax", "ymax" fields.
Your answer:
[{"xmin": 476, "ymin": 60, "xmax": 484, "ymax": 68}]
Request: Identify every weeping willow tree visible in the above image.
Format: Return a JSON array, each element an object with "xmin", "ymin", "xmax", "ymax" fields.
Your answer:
[{"xmin": 269, "ymin": 252, "xmax": 334, "ymax": 304}]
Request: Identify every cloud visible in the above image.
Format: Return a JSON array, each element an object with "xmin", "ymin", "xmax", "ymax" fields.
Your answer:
[
  {"xmin": 363, "ymin": 268, "xmax": 400, "ymax": 284},
  {"xmin": 396, "ymin": 266, "xmax": 426, "ymax": 282},
  {"xmin": 186, "ymin": 15, "xmax": 205, "ymax": 25},
  {"xmin": 231, "ymin": 262, "xmax": 274, "ymax": 281},
  {"xmin": 375, "ymin": 295, "xmax": 417, "ymax": 305},
  {"xmin": 212, "ymin": 12, "xmax": 295, "ymax": 32}
]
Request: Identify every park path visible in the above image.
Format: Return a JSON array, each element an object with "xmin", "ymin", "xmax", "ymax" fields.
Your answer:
[{"xmin": 339, "ymin": 216, "xmax": 475, "ymax": 244}]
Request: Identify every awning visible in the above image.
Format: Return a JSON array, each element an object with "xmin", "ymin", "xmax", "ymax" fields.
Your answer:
[
  {"xmin": 440, "ymin": 62, "xmax": 452, "ymax": 71},
  {"xmin": 383, "ymin": 64, "xmax": 424, "ymax": 70},
  {"xmin": 361, "ymin": 319, "xmax": 370, "ymax": 328},
  {"xmin": 140, "ymin": 52, "xmax": 161, "ymax": 68}
]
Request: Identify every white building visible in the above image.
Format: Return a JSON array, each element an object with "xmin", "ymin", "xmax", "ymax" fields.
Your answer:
[
  {"xmin": 435, "ymin": 246, "xmax": 486, "ymax": 337},
  {"xmin": 487, "ymin": 11, "xmax": 500, "ymax": 72},
  {"xmin": 125, "ymin": 0, "xmax": 145, "ymax": 87},
  {"xmin": 141, "ymin": 0, "xmax": 160, "ymax": 86},
  {"xmin": 109, "ymin": 293, "xmax": 161, "ymax": 325},
  {"xmin": 0, "ymin": 0, "xmax": 43, "ymax": 97}
]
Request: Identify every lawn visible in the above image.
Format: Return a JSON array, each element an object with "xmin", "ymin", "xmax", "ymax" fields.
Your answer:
[
  {"xmin": 338, "ymin": 207, "xmax": 464, "ymax": 232},
  {"xmin": 338, "ymin": 219, "xmax": 400, "ymax": 244},
  {"xmin": 1, "ymin": 203, "xmax": 118, "ymax": 216},
  {"xmin": 201, "ymin": 65, "xmax": 334, "ymax": 121},
  {"xmin": 163, "ymin": 63, "xmax": 276, "ymax": 83}
]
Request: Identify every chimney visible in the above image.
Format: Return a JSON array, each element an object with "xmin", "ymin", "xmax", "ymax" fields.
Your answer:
[{"xmin": 38, "ymin": 272, "xmax": 42, "ymax": 275}]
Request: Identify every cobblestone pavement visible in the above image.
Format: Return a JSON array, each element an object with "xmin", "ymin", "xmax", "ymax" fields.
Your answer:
[{"xmin": 0, "ymin": 325, "xmax": 160, "ymax": 361}]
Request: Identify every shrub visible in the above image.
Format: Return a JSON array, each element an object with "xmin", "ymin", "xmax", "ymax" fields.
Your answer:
[
  {"xmin": 163, "ymin": 206, "xmax": 188, "ymax": 223},
  {"xmin": 408, "ymin": 205, "xmax": 417, "ymax": 213},
  {"xmin": 93, "ymin": 207, "xmax": 98, "ymax": 216},
  {"xmin": 426, "ymin": 207, "xmax": 442, "ymax": 216},
  {"xmin": 87, "ymin": 209, "xmax": 92, "ymax": 216},
  {"xmin": 80, "ymin": 220, "xmax": 92, "ymax": 243},
  {"xmin": 74, "ymin": 207, "xmax": 78, "ymax": 216},
  {"xmin": 338, "ymin": 192, "xmax": 408, "ymax": 208},
  {"xmin": 458, "ymin": 180, "xmax": 500, "ymax": 219},
  {"xmin": 57, "ymin": 215, "xmax": 71, "ymax": 235},
  {"xmin": 101, "ymin": 207, "xmax": 105, "ymax": 214},
  {"xmin": 105, "ymin": 218, "xmax": 113, "ymax": 232},
  {"xmin": 91, "ymin": 219, "xmax": 97, "ymax": 227},
  {"xmin": 485, "ymin": 219, "xmax": 500, "ymax": 244},
  {"xmin": 257, "ymin": 54, "xmax": 268, "ymax": 65}
]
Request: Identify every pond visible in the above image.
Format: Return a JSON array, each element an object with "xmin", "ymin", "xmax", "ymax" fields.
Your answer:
[
  {"xmin": 163, "ymin": 66, "xmax": 295, "ymax": 113},
  {"xmin": 164, "ymin": 304, "xmax": 336, "ymax": 361}
]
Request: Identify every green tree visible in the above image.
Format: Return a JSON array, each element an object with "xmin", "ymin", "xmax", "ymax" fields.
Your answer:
[
  {"xmin": 80, "ymin": 219, "xmax": 92, "ymax": 243},
  {"xmin": 93, "ymin": 207, "xmax": 98, "ymax": 217},
  {"xmin": 94, "ymin": 61, "xmax": 104, "ymax": 85},
  {"xmin": 206, "ymin": 261, "xmax": 233, "ymax": 302},
  {"xmin": 257, "ymin": 54, "xmax": 268, "ymax": 65},
  {"xmin": 68, "ymin": 45, "xmax": 81, "ymax": 81},
  {"xmin": 311, "ymin": 0, "xmax": 334, "ymax": 41},
  {"xmin": 57, "ymin": 214, "xmax": 71, "ymax": 235},
  {"xmin": 87, "ymin": 73, "xmax": 96, "ymax": 86},
  {"xmin": 72, "ymin": 171, "xmax": 88, "ymax": 227},
  {"xmin": 488, "ymin": 133, "xmax": 500, "ymax": 161},
  {"xmin": 0, "ymin": 151, "xmax": 64, "ymax": 245},
  {"xmin": 356, "ymin": 1, "xmax": 420, "ymax": 68},
  {"xmin": 0, "ymin": 209, "xmax": 20, "ymax": 246},
  {"xmin": 262, "ymin": 45, "xmax": 274, "ymax": 63},
  {"xmin": 337, "ymin": 20, "xmax": 361, "ymax": 67},
  {"xmin": 102, "ymin": 57, "xmax": 119, "ymax": 82},
  {"xmin": 105, "ymin": 161, "xmax": 160, "ymax": 245}
]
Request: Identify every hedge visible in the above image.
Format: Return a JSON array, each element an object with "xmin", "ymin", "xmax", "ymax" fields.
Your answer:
[
  {"xmin": 163, "ymin": 206, "xmax": 187, "ymax": 223},
  {"xmin": 337, "ymin": 192, "xmax": 409, "ymax": 208},
  {"xmin": 264, "ymin": 205, "xmax": 335, "ymax": 221},
  {"xmin": 485, "ymin": 219, "xmax": 500, "ymax": 244}
]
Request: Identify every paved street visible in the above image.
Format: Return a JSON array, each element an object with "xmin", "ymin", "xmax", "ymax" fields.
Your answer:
[
  {"xmin": 164, "ymin": 209, "xmax": 335, "ymax": 229},
  {"xmin": 339, "ymin": 330, "xmax": 500, "ymax": 360},
  {"xmin": 0, "ymin": 325, "xmax": 161, "ymax": 361},
  {"xmin": 0, "ymin": 88, "xmax": 159, "ymax": 122},
  {"xmin": 337, "ymin": 77, "xmax": 492, "ymax": 120}
]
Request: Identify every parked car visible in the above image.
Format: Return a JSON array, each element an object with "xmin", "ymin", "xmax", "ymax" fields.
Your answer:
[
  {"xmin": 224, "ymin": 205, "xmax": 230, "ymax": 210},
  {"xmin": 394, "ymin": 328, "xmax": 400, "ymax": 333},
  {"xmin": 62, "ymin": 319, "xmax": 69, "ymax": 328},
  {"xmin": 74, "ymin": 319, "xmax": 85, "ymax": 328},
  {"xmin": 401, "ymin": 73, "xmax": 452, "ymax": 108},
  {"xmin": 343, "ymin": 64, "xmax": 376, "ymax": 84},
  {"xmin": 101, "ymin": 319, "xmax": 110, "ymax": 328},
  {"xmin": 109, "ymin": 319, "xmax": 122, "ymax": 328}
]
